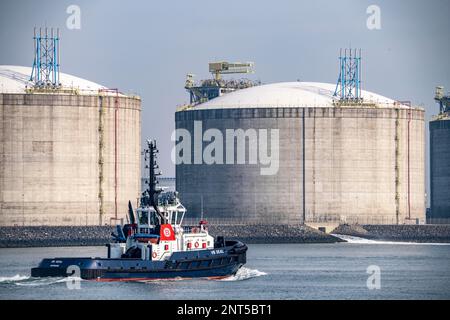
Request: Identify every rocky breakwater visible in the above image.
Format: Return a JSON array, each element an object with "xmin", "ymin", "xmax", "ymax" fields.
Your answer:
[
  {"xmin": 208, "ymin": 224, "xmax": 343, "ymax": 244},
  {"xmin": 0, "ymin": 224, "xmax": 342, "ymax": 248},
  {"xmin": 0, "ymin": 226, "xmax": 114, "ymax": 248}
]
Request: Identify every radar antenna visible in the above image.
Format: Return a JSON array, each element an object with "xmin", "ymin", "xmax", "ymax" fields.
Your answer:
[{"xmin": 142, "ymin": 139, "xmax": 166, "ymax": 224}]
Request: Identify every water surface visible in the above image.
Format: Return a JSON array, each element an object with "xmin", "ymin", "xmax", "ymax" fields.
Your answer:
[{"xmin": 1, "ymin": 242, "xmax": 449, "ymax": 299}]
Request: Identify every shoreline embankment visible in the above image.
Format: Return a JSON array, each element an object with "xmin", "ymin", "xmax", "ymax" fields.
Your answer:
[
  {"xmin": 1, "ymin": 224, "xmax": 450, "ymax": 248},
  {"xmin": 332, "ymin": 224, "xmax": 450, "ymax": 243},
  {"xmin": 0, "ymin": 224, "xmax": 342, "ymax": 248}
]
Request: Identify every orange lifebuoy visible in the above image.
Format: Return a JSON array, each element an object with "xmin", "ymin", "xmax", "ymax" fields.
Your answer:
[
  {"xmin": 152, "ymin": 251, "xmax": 157, "ymax": 258},
  {"xmin": 194, "ymin": 241, "xmax": 199, "ymax": 248}
]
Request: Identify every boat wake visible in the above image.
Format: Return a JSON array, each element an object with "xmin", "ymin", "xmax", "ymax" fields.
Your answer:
[
  {"xmin": 138, "ymin": 268, "xmax": 267, "ymax": 283},
  {"xmin": 0, "ymin": 274, "xmax": 84, "ymax": 286},
  {"xmin": 218, "ymin": 267, "xmax": 267, "ymax": 281},
  {"xmin": 138, "ymin": 277, "xmax": 187, "ymax": 283},
  {"xmin": 333, "ymin": 234, "xmax": 450, "ymax": 246},
  {"xmin": 15, "ymin": 276, "xmax": 85, "ymax": 287},
  {"xmin": 0, "ymin": 275, "xmax": 30, "ymax": 283}
]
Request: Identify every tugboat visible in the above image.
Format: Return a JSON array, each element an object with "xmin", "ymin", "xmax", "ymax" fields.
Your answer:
[{"xmin": 31, "ymin": 140, "xmax": 247, "ymax": 281}]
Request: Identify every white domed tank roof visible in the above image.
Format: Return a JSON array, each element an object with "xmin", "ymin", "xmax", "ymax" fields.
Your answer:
[
  {"xmin": 0, "ymin": 65, "xmax": 115, "ymax": 94},
  {"xmin": 194, "ymin": 82, "xmax": 409, "ymax": 109}
]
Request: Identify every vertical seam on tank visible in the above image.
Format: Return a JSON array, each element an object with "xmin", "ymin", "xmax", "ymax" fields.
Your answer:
[
  {"xmin": 395, "ymin": 109, "xmax": 400, "ymax": 225},
  {"xmin": 302, "ymin": 108, "xmax": 306, "ymax": 223}
]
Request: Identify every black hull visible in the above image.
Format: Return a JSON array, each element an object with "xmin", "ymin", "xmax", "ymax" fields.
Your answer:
[{"xmin": 31, "ymin": 240, "xmax": 247, "ymax": 281}]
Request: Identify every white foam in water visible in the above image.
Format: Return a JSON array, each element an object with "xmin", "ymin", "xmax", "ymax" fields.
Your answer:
[
  {"xmin": 333, "ymin": 234, "xmax": 450, "ymax": 246},
  {"xmin": 15, "ymin": 278, "xmax": 62, "ymax": 287},
  {"xmin": 139, "ymin": 277, "xmax": 186, "ymax": 283},
  {"xmin": 13, "ymin": 276, "xmax": 85, "ymax": 287},
  {"xmin": 0, "ymin": 275, "xmax": 30, "ymax": 283},
  {"xmin": 219, "ymin": 267, "xmax": 267, "ymax": 281}
]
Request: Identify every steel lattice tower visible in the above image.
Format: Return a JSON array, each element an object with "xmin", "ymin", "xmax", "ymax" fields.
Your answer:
[
  {"xmin": 29, "ymin": 27, "xmax": 61, "ymax": 88},
  {"xmin": 333, "ymin": 49, "xmax": 362, "ymax": 102}
]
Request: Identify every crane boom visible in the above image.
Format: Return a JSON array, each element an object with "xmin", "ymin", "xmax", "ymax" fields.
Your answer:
[{"xmin": 209, "ymin": 61, "xmax": 254, "ymax": 80}]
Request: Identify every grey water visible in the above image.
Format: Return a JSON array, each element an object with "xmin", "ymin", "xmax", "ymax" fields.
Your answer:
[{"xmin": 1, "ymin": 241, "xmax": 449, "ymax": 300}]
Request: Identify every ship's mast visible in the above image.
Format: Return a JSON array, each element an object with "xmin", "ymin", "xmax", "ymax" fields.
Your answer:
[{"xmin": 143, "ymin": 139, "xmax": 166, "ymax": 224}]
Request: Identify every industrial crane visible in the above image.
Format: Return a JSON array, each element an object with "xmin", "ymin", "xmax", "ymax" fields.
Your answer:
[
  {"xmin": 208, "ymin": 61, "xmax": 254, "ymax": 80},
  {"xmin": 184, "ymin": 61, "xmax": 257, "ymax": 105},
  {"xmin": 435, "ymin": 86, "xmax": 450, "ymax": 115}
]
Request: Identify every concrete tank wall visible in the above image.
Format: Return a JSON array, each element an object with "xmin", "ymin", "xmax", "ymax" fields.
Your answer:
[
  {"xmin": 175, "ymin": 107, "xmax": 425, "ymax": 225},
  {"xmin": 0, "ymin": 93, "xmax": 141, "ymax": 226},
  {"xmin": 430, "ymin": 118, "xmax": 450, "ymax": 219}
]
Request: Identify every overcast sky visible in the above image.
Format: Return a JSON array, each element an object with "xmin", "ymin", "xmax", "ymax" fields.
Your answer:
[{"xmin": 1, "ymin": 0, "xmax": 449, "ymax": 204}]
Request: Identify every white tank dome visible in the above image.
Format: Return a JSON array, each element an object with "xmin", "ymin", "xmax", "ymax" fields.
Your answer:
[
  {"xmin": 195, "ymin": 81, "xmax": 408, "ymax": 109},
  {"xmin": 0, "ymin": 65, "xmax": 110, "ymax": 94}
]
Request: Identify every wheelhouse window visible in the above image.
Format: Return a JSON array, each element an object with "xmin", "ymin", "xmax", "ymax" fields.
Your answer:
[
  {"xmin": 177, "ymin": 210, "xmax": 185, "ymax": 224},
  {"xmin": 171, "ymin": 211, "xmax": 177, "ymax": 224},
  {"xmin": 138, "ymin": 211, "xmax": 148, "ymax": 225},
  {"xmin": 149, "ymin": 210, "xmax": 160, "ymax": 226}
]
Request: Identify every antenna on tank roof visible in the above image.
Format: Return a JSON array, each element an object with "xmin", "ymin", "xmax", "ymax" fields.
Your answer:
[
  {"xmin": 333, "ymin": 48, "xmax": 362, "ymax": 103},
  {"xmin": 29, "ymin": 27, "xmax": 61, "ymax": 89}
]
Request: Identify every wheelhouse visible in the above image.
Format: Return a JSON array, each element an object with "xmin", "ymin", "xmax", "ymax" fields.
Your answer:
[{"xmin": 135, "ymin": 198, "xmax": 186, "ymax": 231}]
